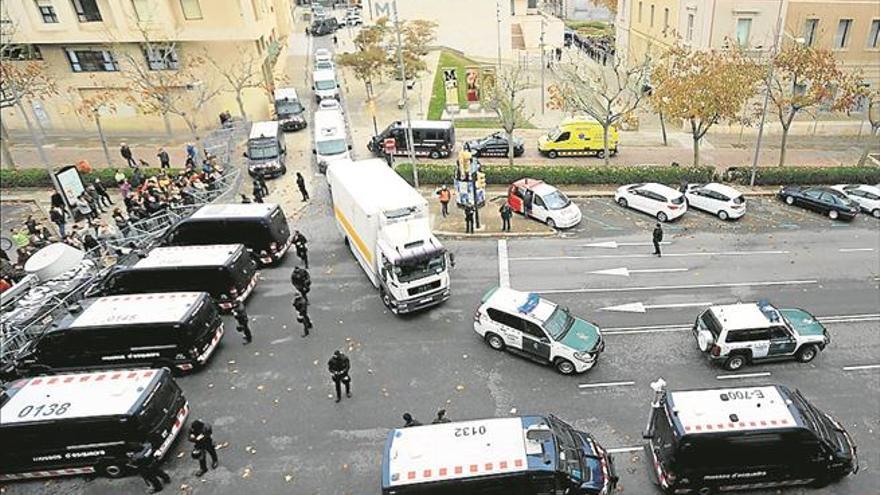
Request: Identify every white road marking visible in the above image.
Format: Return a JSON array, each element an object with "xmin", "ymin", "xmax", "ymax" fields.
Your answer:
[
  {"xmin": 842, "ymin": 364, "xmax": 880, "ymax": 371},
  {"xmin": 838, "ymin": 248, "xmax": 875, "ymax": 252},
  {"xmin": 270, "ymin": 337, "xmax": 294, "ymax": 344},
  {"xmin": 606, "ymin": 446, "xmax": 643, "ymax": 454},
  {"xmin": 497, "ymin": 239, "xmax": 510, "ymax": 288},
  {"xmin": 582, "ymin": 241, "xmax": 672, "ymax": 249},
  {"xmin": 577, "ymin": 380, "xmax": 636, "ymax": 389},
  {"xmin": 535, "ymin": 279, "xmax": 817, "ymax": 295},
  {"xmin": 602, "ymin": 313, "xmax": 880, "ymax": 336},
  {"xmin": 600, "ymin": 301, "xmax": 713, "ymax": 313},
  {"xmin": 716, "ymin": 372, "xmax": 772, "ymax": 380},
  {"xmin": 510, "ymin": 250, "xmax": 790, "ymax": 261},
  {"xmin": 590, "ymin": 267, "xmax": 689, "ymax": 277}
]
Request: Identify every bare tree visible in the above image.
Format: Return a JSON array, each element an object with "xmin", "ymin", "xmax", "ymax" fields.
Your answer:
[
  {"xmin": 204, "ymin": 44, "xmax": 264, "ymax": 121},
  {"xmin": 71, "ymin": 81, "xmax": 118, "ymax": 167},
  {"xmin": 548, "ymin": 50, "xmax": 652, "ymax": 165},
  {"xmin": 482, "ymin": 65, "xmax": 533, "ymax": 166}
]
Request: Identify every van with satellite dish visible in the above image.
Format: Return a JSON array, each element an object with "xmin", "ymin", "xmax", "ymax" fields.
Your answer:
[
  {"xmin": 0, "ymin": 368, "xmax": 188, "ymax": 481},
  {"xmin": 313, "ymin": 108, "xmax": 351, "ymax": 173},
  {"xmin": 273, "ymin": 87, "xmax": 307, "ymax": 132},
  {"xmin": 245, "ymin": 121, "xmax": 287, "ymax": 179},
  {"xmin": 11, "ymin": 292, "xmax": 224, "ymax": 376}
]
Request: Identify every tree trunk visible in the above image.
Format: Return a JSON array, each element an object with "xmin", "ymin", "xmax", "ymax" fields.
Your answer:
[
  {"xmin": 162, "ymin": 112, "xmax": 173, "ymax": 137},
  {"xmin": 857, "ymin": 126, "xmax": 879, "ymax": 166},
  {"xmin": 236, "ymin": 93, "xmax": 248, "ymax": 121},
  {"xmin": 778, "ymin": 124, "xmax": 790, "ymax": 167},
  {"xmin": 693, "ymin": 134, "xmax": 701, "ymax": 167},
  {"xmin": 94, "ymin": 111, "xmax": 113, "ymax": 168},
  {"xmin": 14, "ymin": 94, "xmax": 50, "ymax": 169},
  {"xmin": 508, "ymin": 129, "xmax": 515, "ymax": 166},
  {"xmin": 0, "ymin": 118, "xmax": 16, "ymax": 170},
  {"xmin": 659, "ymin": 110, "xmax": 668, "ymax": 146},
  {"xmin": 28, "ymin": 99, "xmax": 47, "ymax": 137},
  {"xmin": 602, "ymin": 124, "xmax": 610, "ymax": 166}
]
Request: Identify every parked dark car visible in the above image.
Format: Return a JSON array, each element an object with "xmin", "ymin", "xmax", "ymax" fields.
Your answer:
[
  {"xmin": 309, "ymin": 18, "xmax": 338, "ymax": 36},
  {"xmin": 465, "ymin": 132, "xmax": 525, "ymax": 158},
  {"xmin": 778, "ymin": 185, "xmax": 860, "ymax": 220}
]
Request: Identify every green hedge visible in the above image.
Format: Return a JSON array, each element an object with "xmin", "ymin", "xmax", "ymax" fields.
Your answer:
[
  {"xmin": 1, "ymin": 168, "xmax": 182, "ymax": 188},
  {"xmin": 725, "ymin": 166, "xmax": 880, "ymax": 186},
  {"xmin": 395, "ymin": 163, "xmax": 715, "ymax": 185}
]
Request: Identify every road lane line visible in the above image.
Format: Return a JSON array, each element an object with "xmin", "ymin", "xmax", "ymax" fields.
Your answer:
[
  {"xmin": 510, "ymin": 250, "xmax": 790, "ymax": 261},
  {"xmin": 604, "ymin": 327, "xmax": 691, "ymax": 335},
  {"xmin": 603, "ymin": 314, "xmax": 880, "ymax": 336},
  {"xmin": 497, "ymin": 239, "xmax": 510, "ymax": 288},
  {"xmin": 838, "ymin": 248, "xmax": 875, "ymax": 252},
  {"xmin": 535, "ymin": 279, "xmax": 817, "ymax": 295},
  {"xmin": 716, "ymin": 372, "xmax": 771, "ymax": 380},
  {"xmin": 607, "ymin": 446, "xmax": 642, "ymax": 454},
  {"xmin": 578, "ymin": 380, "xmax": 636, "ymax": 389},
  {"xmin": 842, "ymin": 364, "xmax": 880, "ymax": 371}
]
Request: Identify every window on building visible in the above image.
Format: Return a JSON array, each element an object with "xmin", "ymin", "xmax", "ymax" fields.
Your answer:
[
  {"xmin": 663, "ymin": 7, "xmax": 669, "ymax": 32},
  {"xmin": 687, "ymin": 13, "xmax": 695, "ymax": 42},
  {"xmin": 180, "ymin": 0, "xmax": 202, "ymax": 20},
  {"xmin": 868, "ymin": 19, "xmax": 880, "ymax": 48},
  {"xmin": 71, "ymin": 0, "xmax": 102, "ymax": 22},
  {"xmin": 65, "ymin": 48, "xmax": 118, "ymax": 72},
  {"xmin": 650, "ymin": 4, "xmax": 654, "ymax": 27},
  {"xmin": 35, "ymin": 1, "xmax": 59, "ymax": 23},
  {"xmin": 131, "ymin": 0, "xmax": 152, "ymax": 21},
  {"xmin": 834, "ymin": 19, "xmax": 852, "ymax": 49},
  {"xmin": 144, "ymin": 45, "xmax": 179, "ymax": 70},
  {"xmin": 736, "ymin": 18, "xmax": 752, "ymax": 47},
  {"xmin": 638, "ymin": 2, "xmax": 642, "ymax": 23},
  {"xmin": 527, "ymin": 0, "xmax": 538, "ymax": 8},
  {"xmin": 1, "ymin": 44, "xmax": 43, "ymax": 60},
  {"xmin": 802, "ymin": 19, "xmax": 818, "ymax": 47}
]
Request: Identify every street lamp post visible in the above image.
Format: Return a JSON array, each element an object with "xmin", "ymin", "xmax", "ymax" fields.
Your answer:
[
  {"xmin": 540, "ymin": 16, "xmax": 546, "ymax": 114},
  {"xmin": 392, "ymin": 0, "xmax": 418, "ymax": 187},
  {"xmin": 496, "ymin": 0, "xmax": 502, "ymax": 67},
  {"xmin": 749, "ymin": 0, "xmax": 785, "ymax": 186}
]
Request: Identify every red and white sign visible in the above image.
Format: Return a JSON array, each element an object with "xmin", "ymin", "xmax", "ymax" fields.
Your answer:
[{"xmin": 383, "ymin": 138, "xmax": 397, "ymax": 155}]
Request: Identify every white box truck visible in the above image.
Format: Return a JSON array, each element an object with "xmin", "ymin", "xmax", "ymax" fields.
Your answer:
[{"xmin": 327, "ymin": 159, "xmax": 451, "ymax": 314}]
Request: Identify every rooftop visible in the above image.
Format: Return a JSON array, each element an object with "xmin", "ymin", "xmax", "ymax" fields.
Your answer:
[
  {"xmin": 67, "ymin": 292, "xmax": 204, "ymax": 328},
  {"xmin": 134, "ymin": 244, "xmax": 241, "ymax": 269},
  {"xmin": 709, "ymin": 303, "xmax": 778, "ymax": 331},
  {"xmin": 191, "ymin": 203, "xmax": 277, "ymax": 220},
  {"xmin": 668, "ymin": 386, "xmax": 797, "ymax": 435}
]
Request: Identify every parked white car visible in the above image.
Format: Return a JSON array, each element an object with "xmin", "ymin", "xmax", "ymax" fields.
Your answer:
[
  {"xmin": 614, "ymin": 182, "xmax": 687, "ymax": 222},
  {"xmin": 831, "ymin": 184, "xmax": 880, "ymax": 218},
  {"xmin": 684, "ymin": 182, "xmax": 746, "ymax": 220},
  {"xmin": 507, "ymin": 178, "xmax": 582, "ymax": 229},
  {"xmin": 314, "ymin": 49, "xmax": 332, "ymax": 64},
  {"xmin": 318, "ymin": 99, "xmax": 342, "ymax": 112}
]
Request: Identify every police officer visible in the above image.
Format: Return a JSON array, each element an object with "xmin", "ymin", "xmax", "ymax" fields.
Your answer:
[
  {"xmin": 232, "ymin": 300, "xmax": 252, "ymax": 344},
  {"xmin": 293, "ymin": 294, "xmax": 312, "ymax": 337},
  {"xmin": 296, "ymin": 172, "xmax": 309, "ymax": 201},
  {"xmin": 290, "ymin": 266, "xmax": 311, "ymax": 302},
  {"xmin": 188, "ymin": 419, "xmax": 218, "ymax": 476},
  {"xmin": 126, "ymin": 442, "xmax": 170, "ymax": 493},
  {"xmin": 293, "ymin": 230, "xmax": 308, "ymax": 268},
  {"xmin": 499, "ymin": 203, "xmax": 512, "ymax": 232},
  {"xmin": 464, "ymin": 204, "xmax": 475, "ymax": 234},
  {"xmin": 652, "ymin": 223, "xmax": 664, "ymax": 257},
  {"xmin": 252, "ymin": 180, "xmax": 264, "ymax": 203},
  {"xmin": 431, "ymin": 409, "xmax": 451, "ymax": 424},
  {"xmin": 402, "ymin": 412, "xmax": 422, "ymax": 427},
  {"xmin": 328, "ymin": 350, "xmax": 351, "ymax": 402},
  {"xmin": 255, "ymin": 174, "xmax": 269, "ymax": 197}
]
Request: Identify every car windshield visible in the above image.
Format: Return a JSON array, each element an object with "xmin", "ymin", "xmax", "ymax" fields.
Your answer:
[
  {"xmin": 544, "ymin": 306, "xmax": 574, "ymax": 340},
  {"xmin": 547, "ymin": 127, "xmax": 562, "ymax": 141},
  {"xmin": 699, "ymin": 310, "xmax": 722, "ymax": 338},
  {"xmin": 791, "ymin": 390, "xmax": 839, "ymax": 449},
  {"xmin": 543, "ymin": 190, "xmax": 571, "ymax": 210},
  {"xmin": 548, "ymin": 416, "xmax": 590, "ymax": 483},
  {"xmin": 316, "ymin": 138, "xmax": 348, "ymax": 156},
  {"xmin": 136, "ymin": 378, "xmax": 177, "ymax": 434},
  {"xmin": 248, "ymin": 141, "xmax": 279, "ymax": 160},
  {"xmin": 275, "ymin": 100, "xmax": 303, "ymax": 116},
  {"xmin": 315, "ymin": 79, "xmax": 336, "ymax": 91},
  {"xmin": 393, "ymin": 254, "xmax": 446, "ymax": 283}
]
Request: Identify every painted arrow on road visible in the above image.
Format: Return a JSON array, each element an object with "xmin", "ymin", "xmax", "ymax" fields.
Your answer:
[
  {"xmin": 583, "ymin": 241, "xmax": 672, "ymax": 249},
  {"xmin": 590, "ymin": 267, "xmax": 689, "ymax": 277},
  {"xmin": 600, "ymin": 301, "xmax": 713, "ymax": 313}
]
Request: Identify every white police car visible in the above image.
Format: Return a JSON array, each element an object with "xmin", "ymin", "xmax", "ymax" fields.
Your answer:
[
  {"xmin": 474, "ymin": 287, "xmax": 605, "ymax": 374},
  {"xmin": 693, "ymin": 301, "xmax": 830, "ymax": 371}
]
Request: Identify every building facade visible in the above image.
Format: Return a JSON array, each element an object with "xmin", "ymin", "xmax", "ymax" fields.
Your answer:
[{"xmin": 1, "ymin": 0, "xmax": 292, "ymax": 133}]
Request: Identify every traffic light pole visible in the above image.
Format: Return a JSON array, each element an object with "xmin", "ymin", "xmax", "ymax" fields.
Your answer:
[{"xmin": 471, "ymin": 173, "xmax": 481, "ymax": 229}]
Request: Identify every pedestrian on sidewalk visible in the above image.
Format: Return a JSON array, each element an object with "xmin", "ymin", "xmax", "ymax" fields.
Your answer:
[
  {"xmin": 436, "ymin": 185, "xmax": 451, "ymax": 217},
  {"xmin": 120, "ymin": 143, "xmax": 137, "ymax": 168},
  {"xmin": 296, "ymin": 172, "xmax": 309, "ymax": 202},
  {"xmin": 125, "ymin": 442, "xmax": 170, "ymax": 493},
  {"xmin": 328, "ymin": 350, "xmax": 352, "ymax": 402},
  {"xmin": 255, "ymin": 174, "xmax": 269, "ymax": 197},
  {"xmin": 499, "ymin": 203, "xmax": 512, "ymax": 232},
  {"xmin": 94, "ymin": 178, "xmax": 114, "ymax": 207},
  {"xmin": 114, "ymin": 169, "xmax": 126, "ymax": 185},
  {"xmin": 157, "ymin": 147, "xmax": 171, "ymax": 169},
  {"xmin": 402, "ymin": 412, "xmax": 422, "ymax": 427},
  {"xmin": 464, "ymin": 204, "xmax": 475, "ymax": 234},
  {"xmin": 290, "ymin": 266, "xmax": 311, "ymax": 302},
  {"xmin": 431, "ymin": 409, "xmax": 451, "ymax": 424},
  {"xmin": 85, "ymin": 186, "xmax": 105, "ymax": 214},
  {"xmin": 652, "ymin": 223, "xmax": 663, "ymax": 257},
  {"xmin": 252, "ymin": 180, "xmax": 264, "ymax": 203},
  {"xmin": 185, "ymin": 143, "xmax": 197, "ymax": 164},
  {"xmin": 74, "ymin": 193, "xmax": 96, "ymax": 224},
  {"xmin": 188, "ymin": 420, "xmax": 219, "ymax": 476},
  {"xmin": 332, "ymin": 34, "xmax": 338, "ymax": 45},
  {"xmin": 49, "ymin": 205, "xmax": 67, "ymax": 238},
  {"xmin": 293, "ymin": 231, "xmax": 309, "ymax": 269},
  {"xmin": 293, "ymin": 294, "xmax": 312, "ymax": 337},
  {"xmin": 231, "ymin": 300, "xmax": 252, "ymax": 344}
]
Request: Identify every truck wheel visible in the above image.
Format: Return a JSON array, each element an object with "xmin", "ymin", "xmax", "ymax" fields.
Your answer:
[
  {"xmin": 555, "ymin": 358, "xmax": 576, "ymax": 375},
  {"xmin": 547, "ymin": 150, "xmax": 558, "ymax": 159},
  {"xmin": 380, "ymin": 288, "xmax": 392, "ymax": 309},
  {"xmin": 596, "ymin": 149, "xmax": 605, "ymax": 159},
  {"xmin": 796, "ymin": 344, "xmax": 818, "ymax": 363},
  {"xmin": 617, "ymin": 197, "xmax": 628, "ymax": 208},
  {"xmin": 485, "ymin": 333, "xmax": 505, "ymax": 351},
  {"xmin": 429, "ymin": 150, "xmax": 440, "ymax": 159},
  {"xmin": 343, "ymin": 236, "xmax": 350, "ymax": 247},
  {"xmin": 100, "ymin": 462, "xmax": 126, "ymax": 478},
  {"xmin": 723, "ymin": 354, "xmax": 747, "ymax": 371}
]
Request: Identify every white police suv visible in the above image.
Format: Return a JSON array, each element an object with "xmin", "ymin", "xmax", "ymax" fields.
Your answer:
[{"xmin": 474, "ymin": 287, "xmax": 605, "ymax": 374}]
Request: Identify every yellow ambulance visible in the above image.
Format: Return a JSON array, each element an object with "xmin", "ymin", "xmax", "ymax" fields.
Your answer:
[{"xmin": 537, "ymin": 117, "xmax": 619, "ymax": 159}]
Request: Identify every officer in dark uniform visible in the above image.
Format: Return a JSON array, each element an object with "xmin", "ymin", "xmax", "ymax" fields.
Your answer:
[
  {"xmin": 231, "ymin": 300, "xmax": 252, "ymax": 344},
  {"xmin": 328, "ymin": 350, "xmax": 351, "ymax": 402},
  {"xmin": 293, "ymin": 294, "xmax": 312, "ymax": 337},
  {"xmin": 188, "ymin": 419, "xmax": 218, "ymax": 476},
  {"xmin": 290, "ymin": 266, "xmax": 311, "ymax": 302},
  {"xmin": 402, "ymin": 412, "xmax": 422, "ymax": 427},
  {"xmin": 293, "ymin": 230, "xmax": 309, "ymax": 268},
  {"xmin": 431, "ymin": 409, "xmax": 451, "ymax": 424},
  {"xmin": 126, "ymin": 442, "xmax": 170, "ymax": 493},
  {"xmin": 464, "ymin": 205, "xmax": 475, "ymax": 234},
  {"xmin": 652, "ymin": 223, "xmax": 664, "ymax": 257}
]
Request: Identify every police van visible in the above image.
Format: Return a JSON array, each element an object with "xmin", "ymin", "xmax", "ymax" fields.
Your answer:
[
  {"xmin": 693, "ymin": 301, "xmax": 830, "ymax": 371},
  {"xmin": 0, "ymin": 368, "xmax": 188, "ymax": 481},
  {"xmin": 368, "ymin": 120, "xmax": 455, "ymax": 159},
  {"xmin": 474, "ymin": 288, "xmax": 605, "ymax": 375},
  {"xmin": 12, "ymin": 292, "xmax": 224, "ymax": 376},
  {"xmin": 382, "ymin": 415, "xmax": 617, "ymax": 494},
  {"xmin": 93, "ymin": 244, "xmax": 258, "ymax": 312},
  {"xmin": 245, "ymin": 121, "xmax": 287, "ymax": 179},
  {"xmin": 643, "ymin": 380, "xmax": 858, "ymax": 494},
  {"xmin": 163, "ymin": 203, "xmax": 292, "ymax": 266}
]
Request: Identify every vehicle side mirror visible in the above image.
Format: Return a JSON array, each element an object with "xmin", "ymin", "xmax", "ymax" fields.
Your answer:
[
  {"xmin": 312, "ymin": 149, "xmax": 317, "ymax": 155},
  {"xmin": 311, "ymin": 86, "xmax": 315, "ymax": 90},
  {"xmin": 242, "ymin": 152, "xmax": 248, "ymax": 158},
  {"xmin": 336, "ymin": 83, "xmax": 340, "ymax": 88},
  {"xmin": 347, "ymin": 144, "xmax": 352, "ymax": 150}
]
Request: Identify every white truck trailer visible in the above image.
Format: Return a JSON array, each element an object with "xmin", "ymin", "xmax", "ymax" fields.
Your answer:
[{"xmin": 327, "ymin": 159, "xmax": 451, "ymax": 314}]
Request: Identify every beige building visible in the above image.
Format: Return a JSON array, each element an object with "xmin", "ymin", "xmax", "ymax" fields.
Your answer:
[{"xmin": 1, "ymin": 0, "xmax": 292, "ymax": 133}]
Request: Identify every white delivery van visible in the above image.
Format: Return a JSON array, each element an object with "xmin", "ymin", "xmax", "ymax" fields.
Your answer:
[
  {"xmin": 326, "ymin": 158, "xmax": 451, "ymax": 314},
  {"xmin": 313, "ymin": 108, "xmax": 350, "ymax": 173},
  {"xmin": 312, "ymin": 68, "xmax": 340, "ymax": 103}
]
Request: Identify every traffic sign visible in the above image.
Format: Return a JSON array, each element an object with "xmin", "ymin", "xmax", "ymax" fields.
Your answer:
[{"xmin": 383, "ymin": 137, "xmax": 396, "ymax": 155}]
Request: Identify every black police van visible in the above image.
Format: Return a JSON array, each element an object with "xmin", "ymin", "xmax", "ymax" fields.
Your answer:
[
  {"xmin": 0, "ymin": 368, "xmax": 188, "ymax": 481},
  {"xmin": 310, "ymin": 17, "xmax": 339, "ymax": 36},
  {"xmin": 643, "ymin": 380, "xmax": 858, "ymax": 494},
  {"xmin": 91, "ymin": 244, "xmax": 258, "ymax": 312},
  {"xmin": 11, "ymin": 292, "xmax": 224, "ymax": 377},
  {"xmin": 163, "ymin": 203, "xmax": 292, "ymax": 266},
  {"xmin": 368, "ymin": 120, "xmax": 455, "ymax": 159}
]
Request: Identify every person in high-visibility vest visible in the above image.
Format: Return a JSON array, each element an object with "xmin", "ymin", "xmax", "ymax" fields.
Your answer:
[{"xmin": 435, "ymin": 185, "xmax": 452, "ymax": 217}]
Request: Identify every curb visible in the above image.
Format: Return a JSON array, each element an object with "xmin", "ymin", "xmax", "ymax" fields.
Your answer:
[
  {"xmin": 564, "ymin": 190, "xmax": 780, "ymax": 198},
  {"xmin": 434, "ymin": 230, "xmax": 554, "ymax": 239}
]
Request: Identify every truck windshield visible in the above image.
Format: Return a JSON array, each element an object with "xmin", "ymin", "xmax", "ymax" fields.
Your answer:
[
  {"xmin": 394, "ymin": 254, "xmax": 445, "ymax": 283},
  {"xmin": 248, "ymin": 140, "xmax": 279, "ymax": 160},
  {"xmin": 316, "ymin": 138, "xmax": 348, "ymax": 156},
  {"xmin": 547, "ymin": 416, "xmax": 589, "ymax": 483},
  {"xmin": 544, "ymin": 306, "xmax": 574, "ymax": 340},
  {"xmin": 547, "ymin": 127, "xmax": 562, "ymax": 141},
  {"xmin": 315, "ymin": 79, "xmax": 336, "ymax": 91},
  {"xmin": 791, "ymin": 391, "xmax": 836, "ymax": 447},
  {"xmin": 543, "ymin": 190, "xmax": 571, "ymax": 210},
  {"xmin": 275, "ymin": 100, "xmax": 303, "ymax": 116},
  {"xmin": 136, "ymin": 378, "xmax": 177, "ymax": 434}
]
